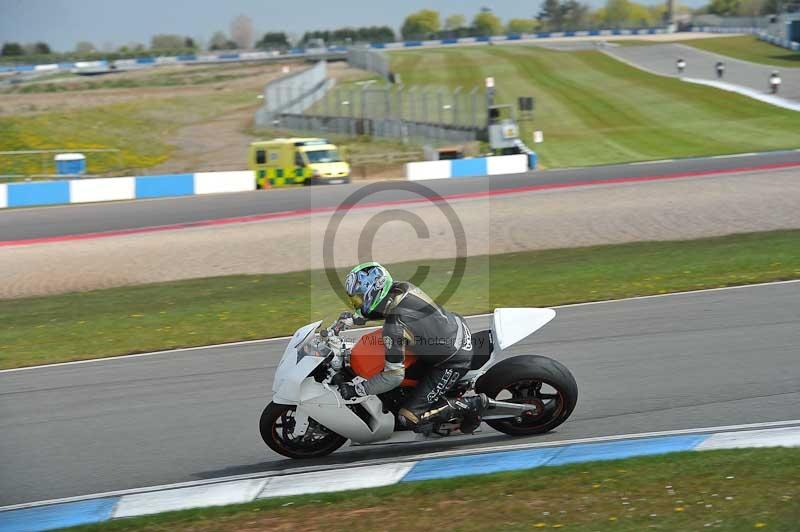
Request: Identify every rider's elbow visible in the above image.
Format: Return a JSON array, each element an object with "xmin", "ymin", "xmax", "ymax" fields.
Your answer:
[{"xmin": 383, "ymin": 367, "xmax": 405, "ymax": 388}]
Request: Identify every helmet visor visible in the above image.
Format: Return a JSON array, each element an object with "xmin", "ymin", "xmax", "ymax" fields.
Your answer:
[{"xmin": 348, "ymin": 293, "xmax": 364, "ymax": 310}]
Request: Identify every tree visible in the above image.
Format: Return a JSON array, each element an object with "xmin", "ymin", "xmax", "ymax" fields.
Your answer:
[
  {"xmin": 1, "ymin": 42, "xmax": 23, "ymax": 56},
  {"xmin": 507, "ymin": 18, "xmax": 539, "ymax": 33},
  {"xmin": 600, "ymin": 0, "xmax": 657, "ymax": 27},
  {"xmin": 185, "ymin": 37, "xmax": 196, "ymax": 49},
  {"xmin": 150, "ymin": 34, "xmax": 185, "ymax": 50},
  {"xmin": 401, "ymin": 9, "xmax": 441, "ymax": 39},
  {"xmin": 74, "ymin": 41, "xmax": 95, "ymax": 53},
  {"xmin": 256, "ymin": 32, "xmax": 290, "ymax": 49},
  {"xmin": 538, "ymin": 0, "xmax": 565, "ymax": 30},
  {"xmin": 707, "ymin": 0, "xmax": 741, "ymax": 15},
  {"xmin": 627, "ymin": 2, "xmax": 656, "ymax": 26},
  {"xmin": 230, "ymin": 14, "xmax": 254, "ymax": 49},
  {"xmin": 603, "ymin": 0, "xmax": 631, "ymax": 26},
  {"xmin": 445, "ymin": 14, "xmax": 466, "ymax": 30},
  {"xmin": 760, "ymin": 0, "xmax": 779, "ymax": 13},
  {"xmin": 32, "ymin": 41, "xmax": 51, "ymax": 54},
  {"xmin": 561, "ymin": 0, "xmax": 590, "ymax": 29},
  {"xmin": 209, "ymin": 31, "xmax": 236, "ymax": 50},
  {"xmin": 472, "ymin": 11, "xmax": 503, "ymax": 35}
]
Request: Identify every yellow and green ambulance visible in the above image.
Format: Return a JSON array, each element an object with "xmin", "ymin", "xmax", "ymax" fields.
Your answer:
[{"xmin": 248, "ymin": 138, "xmax": 351, "ymax": 188}]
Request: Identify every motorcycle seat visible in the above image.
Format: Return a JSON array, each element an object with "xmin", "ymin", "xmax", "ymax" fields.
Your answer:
[{"xmin": 469, "ymin": 330, "xmax": 494, "ymax": 370}]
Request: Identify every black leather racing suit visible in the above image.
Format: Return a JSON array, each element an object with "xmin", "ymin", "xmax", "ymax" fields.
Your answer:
[{"xmin": 359, "ymin": 281, "xmax": 474, "ymax": 424}]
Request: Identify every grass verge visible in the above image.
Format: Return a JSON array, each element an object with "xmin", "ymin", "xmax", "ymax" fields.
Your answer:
[
  {"xmin": 64, "ymin": 447, "xmax": 800, "ymax": 531},
  {"xmin": 681, "ymin": 35, "xmax": 800, "ymax": 69},
  {"xmin": 1, "ymin": 229, "xmax": 799, "ymax": 369},
  {"xmin": 389, "ymin": 45, "xmax": 800, "ymax": 168},
  {"xmin": 0, "ymin": 91, "xmax": 257, "ymax": 176}
]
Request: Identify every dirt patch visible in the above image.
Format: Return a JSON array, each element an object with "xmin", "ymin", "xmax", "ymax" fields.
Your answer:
[{"xmin": 145, "ymin": 62, "xmax": 373, "ymax": 174}]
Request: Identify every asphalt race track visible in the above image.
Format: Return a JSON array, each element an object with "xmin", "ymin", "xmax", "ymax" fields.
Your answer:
[
  {"xmin": 2, "ymin": 150, "xmax": 800, "ymax": 242},
  {"xmin": 1, "ymin": 281, "xmax": 798, "ymax": 506}
]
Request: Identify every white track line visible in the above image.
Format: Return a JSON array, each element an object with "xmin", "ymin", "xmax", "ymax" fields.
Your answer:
[
  {"xmin": 2, "ymin": 278, "xmax": 798, "ymax": 374},
  {"xmin": 3, "ymin": 418, "xmax": 799, "ymax": 512}
]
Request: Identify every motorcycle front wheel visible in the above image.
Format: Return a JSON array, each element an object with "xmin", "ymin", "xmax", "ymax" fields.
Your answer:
[
  {"xmin": 260, "ymin": 402, "xmax": 347, "ymax": 459},
  {"xmin": 476, "ymin": 355, "xmax": 578, "ymax": 436}
]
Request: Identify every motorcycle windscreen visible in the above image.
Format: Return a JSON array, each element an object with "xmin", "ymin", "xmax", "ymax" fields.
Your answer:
[
  {"xmin": 350, "ymin": 330, "xmax": 418, "ymax": 386},
  {"xmin": 272, "ymin": 320, "xmax": 324, "ymax": 398},
  {"xmin": 493, "ymin": 308, "xmax": 556, "ymax": 350}
]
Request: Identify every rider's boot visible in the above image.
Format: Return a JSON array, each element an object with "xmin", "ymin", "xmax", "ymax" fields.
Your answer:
[
  {"xmin": 457, "ymin": 394, "xmax": 489, "ymax": 434},
  {"xmin": 416, "ymin": 393, "xmax": 489, "ymax": 434}
]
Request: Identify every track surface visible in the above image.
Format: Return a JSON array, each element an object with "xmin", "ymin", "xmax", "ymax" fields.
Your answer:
[
  {"xmin": 2, "ymin": 282, "xmax": 798, "ymax": 506},
  {"xmin": 606, "ymin": 43, "xmax": 800, "ymax": 102},
  {"xmin": 2, "ymin": 150, "xmax": 800, "ymax": 242}
]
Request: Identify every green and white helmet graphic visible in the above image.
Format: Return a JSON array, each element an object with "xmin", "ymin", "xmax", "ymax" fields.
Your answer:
[{"xmin": 344, "ymin": 262, "xmax": 393, "ymax": 316}]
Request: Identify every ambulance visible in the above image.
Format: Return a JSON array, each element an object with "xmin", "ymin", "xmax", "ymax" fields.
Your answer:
[{"xmin": 248, "ymin": 138, "xmax": 351, "ymax": 188}]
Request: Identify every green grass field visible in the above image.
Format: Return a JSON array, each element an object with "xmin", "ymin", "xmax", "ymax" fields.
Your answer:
[
  {"xmin": 65, "ymin": 447, "xmax": 800, "ymax": 531},
  {"xmin": 681, "ymin": 35, "xmax": 800, "ymax": 69},
  {"xmin": 389, "ymin": 45, "xmax": 800, "ymax": 168},
  {"xmin": 2, "ymin": 229, "xmax": 798, "ymax": 369}
]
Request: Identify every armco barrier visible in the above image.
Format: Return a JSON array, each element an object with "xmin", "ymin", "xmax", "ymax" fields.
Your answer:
[
  {"xmin": 0, "ymin": 171, "xmax": 256, "ymax": 209},
  {"xmin": 406, "ymin": 154, "xmax": 531, "ymax": 181}
]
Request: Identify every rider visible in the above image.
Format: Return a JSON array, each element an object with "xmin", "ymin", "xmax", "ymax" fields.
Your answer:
[{"xmin": 337, "ymin": 262, "xmax": 487, "ymax": 433}]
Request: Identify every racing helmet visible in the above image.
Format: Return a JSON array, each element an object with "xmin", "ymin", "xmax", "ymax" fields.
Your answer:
[{"xmin": 344, "ymin": 262, "xmax": 393, "ymax": 316}]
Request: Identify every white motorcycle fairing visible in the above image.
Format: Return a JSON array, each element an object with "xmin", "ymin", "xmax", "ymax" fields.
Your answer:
[
  {"xmin": 492, "ymin": 308, "xmax": 556, "ymax": 350},
  {"xmin": 271, "ymin": 320, "xmax": 395, "ymax": 444}
]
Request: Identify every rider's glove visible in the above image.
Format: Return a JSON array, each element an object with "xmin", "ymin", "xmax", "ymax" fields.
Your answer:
[
  {"xmin": 338, "ymin": 311, "xmax": 367, "ymax": 328},
  {"xmin": 339, "ymin": 380, "xmax": 367, "ymax": 400}
]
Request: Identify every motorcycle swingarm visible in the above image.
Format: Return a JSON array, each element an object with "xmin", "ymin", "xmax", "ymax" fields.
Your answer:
[{"xmin": 482, "ymin": 398, "xmax": 538, "ymax": 420}]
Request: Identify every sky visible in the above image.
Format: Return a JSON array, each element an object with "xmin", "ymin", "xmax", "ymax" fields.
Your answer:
[{"xmin": 0, "ymin": 0, "xmax": 700, "ymax": 52}]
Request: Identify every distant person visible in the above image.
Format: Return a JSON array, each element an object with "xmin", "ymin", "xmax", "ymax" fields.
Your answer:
[
  {"xmin": 715, "ymin": 61, "xmax": 725, "ymax": 80},
  {"xmin": 770, "ymin": 71, "xmax": 781, "ymax": 94},
  {"xmin": 676, "ymin": 58, "xmax": 686, "ymax": 74}
]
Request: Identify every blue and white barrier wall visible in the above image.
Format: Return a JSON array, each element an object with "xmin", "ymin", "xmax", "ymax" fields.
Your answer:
[
  {"xmin": 0, "ymin": 171, "xmax": 255, "ymax": 209},
  {"xmin": 405, "ymin": 154, "xmax": 533, "ymax": 181}
]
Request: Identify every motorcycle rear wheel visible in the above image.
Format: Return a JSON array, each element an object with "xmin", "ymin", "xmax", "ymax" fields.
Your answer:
[
  {"xmin": 476, "ymin": 355, "xmax": 578, "ymax": 436},
  {"xmin": 260, "ymin": 402, "xmax": 347, "ymax": 459}
]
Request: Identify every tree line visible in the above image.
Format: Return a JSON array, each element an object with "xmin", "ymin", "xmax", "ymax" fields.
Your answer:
[
  {"xmin": 400, "ymin": 3, "xmax": 675, "ymax": 40},
  {"xmin": 1, "ymin": 2, "xmax": 786, "ymax": 63},
  {"xmin": 698, "ymin": 0, "xmax": 779, "ymax": 17}
]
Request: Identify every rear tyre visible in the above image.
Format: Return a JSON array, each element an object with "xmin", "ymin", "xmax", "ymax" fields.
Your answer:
[
  {"xmin": 476, "ymin": 355, "xmax": 578, "ymax": 436},
  {"xmin": 260, "ymin": 402, "xmax": 347, "ymax": 459}
]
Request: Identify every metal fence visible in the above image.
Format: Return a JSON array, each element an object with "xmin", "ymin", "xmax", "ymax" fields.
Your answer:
[
  {"xmin": 347, "ymin": 47, "xmax": 391, "ymax": 81},
  {"xmin": 274, "ymin": 114, "xmax": 482, "ymax": 144},
  {"xmin": 311, "ymin": 84, "xmax": 486, "ymax": 127},
  {"xmin": 254, "ymin": 61, "xmax": 334, "ymax": 127},
  {"xmin": 254, "ymin": 56, "xmax": 487, "ymax": 144}
]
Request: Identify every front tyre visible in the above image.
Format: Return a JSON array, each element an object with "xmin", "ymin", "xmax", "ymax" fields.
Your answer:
[
  {"xmin": 476, "ymin": 355, "xmax": 578, "ymax": 436},
  {"xmin": 260, "ymin": 402, "xmax": 347, "ymax": 459}
]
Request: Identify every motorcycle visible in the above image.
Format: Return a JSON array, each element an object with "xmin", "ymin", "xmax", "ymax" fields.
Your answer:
[{"xmin": 260, "ymin": 308, "xmax": 578, "ymax": 459}]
